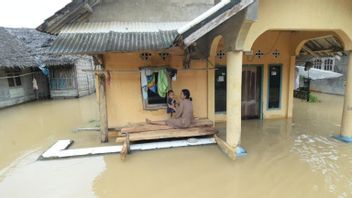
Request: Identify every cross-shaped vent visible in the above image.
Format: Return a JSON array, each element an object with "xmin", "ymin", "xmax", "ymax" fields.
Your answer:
[
  {"xmin": 216, "ymin": 50, "xmax": 225, "ymax": 59},
  {"xmin": 272, "ymin": 49, "xmax": 280, "ymax": 58},
  {"xmin": 255, "ymin": 50, "xmax": 264, "ymax": 59}
]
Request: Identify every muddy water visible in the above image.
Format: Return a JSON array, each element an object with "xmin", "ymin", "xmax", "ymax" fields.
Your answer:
[
  {"xmin": 0, "ymin": 96, "xmax": 99, "ymax": 171},
  {"xmin": 1, "ymin": 93, "xmax": 352, "ymax": 198}
]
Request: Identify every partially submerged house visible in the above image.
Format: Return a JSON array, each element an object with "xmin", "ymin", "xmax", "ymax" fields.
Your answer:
[
  {"xmin": 296, "ymin": 36, "xmax": 348, "ymax": 95},
  {"xmin": 38, "ymin": 0, "xmax": 352, "ymax": 158},
  {"xmin": 7, "ymin": 28, "xmax": 96, "ymax": 99},
  {"xmin": 0, "ymin": 27, "xmax": 49, "ymax": 108}
]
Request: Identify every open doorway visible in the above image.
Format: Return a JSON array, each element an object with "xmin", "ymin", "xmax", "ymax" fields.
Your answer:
[{"xmin": 214, "ymin": 65, "xmax": 262, "ymax": 119}]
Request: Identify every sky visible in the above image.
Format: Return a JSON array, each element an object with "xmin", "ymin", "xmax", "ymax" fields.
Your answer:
[{"xmin": 0, "ymin": 0, "xmax": 71, "ymax": 28}]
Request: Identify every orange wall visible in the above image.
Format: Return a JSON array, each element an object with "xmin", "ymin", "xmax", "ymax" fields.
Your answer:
[
  {"xmin": 243, "ymin": 31, "xmax": 293, "ymax": 119},
  {"xmin": 104, "ymin": 52, "xmax": 208, "ymax": 127},
  {"xmin": 212, "ymin": 31, "xmax": 294, "ymax": 120},
  {"xmin": 103, "ymin": 31, "xmax": 302, "ymax": 127}
]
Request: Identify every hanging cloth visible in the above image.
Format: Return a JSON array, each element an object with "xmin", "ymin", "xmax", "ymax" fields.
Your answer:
[
  {"xmin": 147, "ymin": 74, "xmax": 157, "ymax": 93},
  {"xmin": 157, "ymin": 68, "xmax": 169, "ymax": 98}
]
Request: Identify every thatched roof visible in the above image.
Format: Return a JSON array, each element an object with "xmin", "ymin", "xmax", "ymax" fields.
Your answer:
[
  {"xmin": 6, "ymin": 28, "xmax": 80, "ymax": 67},
  {"xmin": 0, "ymin": 27, "xmax": 37, "ymax": 68}
]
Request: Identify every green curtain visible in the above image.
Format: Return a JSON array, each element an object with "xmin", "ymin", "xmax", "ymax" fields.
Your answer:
[{"xmin": 157, "ymin": 68, "xmax": 169, "ymax": 97}]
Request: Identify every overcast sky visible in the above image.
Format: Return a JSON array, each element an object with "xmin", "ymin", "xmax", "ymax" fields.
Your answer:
[{"xmin": 0, "ymin": 0, "xmax": 71, "ymax": 28}]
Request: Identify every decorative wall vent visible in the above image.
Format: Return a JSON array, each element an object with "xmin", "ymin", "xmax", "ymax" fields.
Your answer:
[
  {"xmin": 216, "ymin": 50, "xmax": 225, "ymax": 59},
  {"xmin": 140, "ymin": 52, "xmax": 152, "ymax": 61},
  {"xmin": 272, "ymin": 49, "xmax": 280, "ymax": 58},
  {"xmin": 159, "ymin": 52, "xmax": 170, "ymax": 60},
  {"xmin": 255, "ymin": 50, "xmax": 264, "ymax": 59}
]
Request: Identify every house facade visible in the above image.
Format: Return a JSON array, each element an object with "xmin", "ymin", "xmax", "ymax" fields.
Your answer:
[
  {"xmin": 0, "ymin": 27, "xmax": 49, "ymax": 108},
  {"xmin": 38, "ymin": 0, "xmax": 352, "ymax": 157},
  {"xmin": 300, "ymin": 56, "xmax": 349, "ymax": 96},
  {"xmin": 7, "ymin": 28, "xmax": 96, "ymax": 99},
  {"xmin": 296, "ymin": 36, "xmax": 349, "ymax": 96}
]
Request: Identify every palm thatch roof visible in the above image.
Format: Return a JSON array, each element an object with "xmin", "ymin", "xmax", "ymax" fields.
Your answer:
[
  {"xmin": 6, "ymin": 28, "xmax": 81, "ymax": 67},
  {"xmin": 0, "ymin": 27, "xmax": 37, "ymax": 68}
]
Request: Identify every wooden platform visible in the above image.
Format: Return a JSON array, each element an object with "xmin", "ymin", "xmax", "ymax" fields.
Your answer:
[
  {"xmin": 120, "ymin": 119, "xmax": 213, "ymax": 134},
  {"xmin": 116, "ymin": 119, "xmax": 217, "ymax": 143},
  {"xmin": 116, "ymin": 127, "xmax": 217, "ymax": 143}
]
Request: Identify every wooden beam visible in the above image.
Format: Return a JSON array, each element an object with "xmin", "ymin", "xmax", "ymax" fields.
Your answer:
[
  {"xmin": 99, "ymin": 71, "xmax": 108, "ymax": 143},
  {"xmin": 121, "ymin": 119, "xmax": 214, "ymax": 134},
  {"xmin": 116, "ymin": 127, "xmax": 218, "ymax": 143},
  {"xmin": 183, "ymin": 0, "xmax": 254, "ymax": 47},
  {"xmin": 214, "ymin": 135, "xmax": 236, "ymax": 160},
  {"xmin": 302, "ymin": 46, "xmax": 319, "ymax": 57}
]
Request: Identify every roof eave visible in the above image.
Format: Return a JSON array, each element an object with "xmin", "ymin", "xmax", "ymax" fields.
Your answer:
[
  {"xmin": 36, "ymin": 0, "xmax": 101, "ymax": 34},
  {"xmin": 176, "ymin": 0, "xmax": 254, "ymax": 48}
]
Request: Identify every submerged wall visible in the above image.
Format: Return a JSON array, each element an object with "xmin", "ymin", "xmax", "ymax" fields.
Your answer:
[
  {"xmin": 76, "ymin": 57, "xmax": 96, "ymax": 97},
  {"xmin": 103, "ymin": 31, "xmax": 304, "ymax": 126},
  {"xmin": 211, "ymin": 31, "xmax": 294, "ymax": 121},
  {"xmin": 104, "ymin": 51, "xmax": 208, "ymax": 127},
  {"xmin": 0, "ymin": 68, "xmax": 36, "ymax": 108}
]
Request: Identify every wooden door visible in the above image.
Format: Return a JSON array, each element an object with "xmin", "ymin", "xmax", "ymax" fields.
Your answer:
[{"xmin": 241, "ymin": 66, "xmax": 261, "ymax": 119}]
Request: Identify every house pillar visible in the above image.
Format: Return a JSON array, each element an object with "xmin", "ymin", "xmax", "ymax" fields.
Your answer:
[
  {"xmin": 98, "ymin": 72, "xmax": 108, "ymax": 143},
  {"xmin": 215, "ymin": 50, "xmax": 245, "ymax": 160},
  {"xmin": 207, "ymin": 55, "xmax": 216, "ymax": 123},
  {"xmin": 287, "ymin": 56, "xmax": 296, "ymax": 118},
  {"xmin": 226, "ymin": 51, "xmax": 243, "ymax": 146},
  {"xmin": 339, "ymin": 52, "xmax": 352, "ymax": 142}
]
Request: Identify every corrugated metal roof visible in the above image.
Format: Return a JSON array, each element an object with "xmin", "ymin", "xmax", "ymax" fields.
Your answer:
[
  {"xmin": 49, "ymin": 22, "xmax": 185, "ymax": 53},
  {"xmin": 300, "ymin": 36, "xmax": 346, "ymax": 57},
  {"xmin": 62, "ymin": 22, "xmax": 188, "ymax": 33}
]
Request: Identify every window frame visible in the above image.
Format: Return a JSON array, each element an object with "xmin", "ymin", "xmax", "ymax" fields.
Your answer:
[
  {"xmin": 313, "ymin": 59, "xmax": 322, "ymax": 69},
  {"xmin": 267, "ymin": 64, "xmax": 282, "ymax": 110},
  {"xmin": 322, "ymin": 58, "xmax": 335, "ymax": 71},
  {"xmin": 140, "ymin": 66, "xmax": 172, "ymax": 110},
  {"xmin": 6, "ymin": 69, "xmax": 22, "ymax": 88}
]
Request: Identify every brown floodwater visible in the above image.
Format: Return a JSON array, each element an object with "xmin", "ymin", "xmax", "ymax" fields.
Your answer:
[{"xmin": 0, "ymin": 93, "xmax": 352, "ymax": 198}]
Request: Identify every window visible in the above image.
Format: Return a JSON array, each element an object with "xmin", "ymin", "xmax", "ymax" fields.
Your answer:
[
  {"xmin": 313, "ymin": 59, "xmax": 322, "ymax": 69},
  {"xmin": 140, "ymin": 67, "xmax": 175, "ymax": 109},
  {"xmin": 215, "ymin": 65, "xmax": 226, "ymax": 112},
  {"xmin": 312, "ymin": 58, "xmax": 335, "ymax": 71},
  {"xmin": 50, "ymin": 66, "xmax": 75, "ymax": 90},
  {"xmin": 6, "ymin": 69, "xmax": 22, "ymax": 87},
  {"xmin": 323, "ymin": 58, "xmax": 334, "ymax": 71},
  {"xmin": 268, "ymin": 65, "xmax": 282, "ymax": 109}
]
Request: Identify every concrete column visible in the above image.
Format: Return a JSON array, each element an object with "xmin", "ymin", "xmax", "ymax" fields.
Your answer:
[
  {"xmin": 287, "ymin": 56, "xmax": 296, "ymax": 118},
  {"xmin": 226, "ymin": 51, "xmax": 243, "ymax": 146},
  {"xmin": 207, "ymin": 56, "xmax": 216, "ymax": 124},
  {"xmin": 340, "ymin": 53, "xmax": 352, "ymax": 139}
]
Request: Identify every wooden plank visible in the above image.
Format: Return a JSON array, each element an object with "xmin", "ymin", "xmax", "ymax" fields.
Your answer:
[
  {"xmin": 214, "ymin": 135, "xmax": 237, "ymax": 160},
  {"xmin": 116, "ymin": 127, "xmax": 218, "ymax": 143},
  {"xmin": 120, "ymin": 141, "xmax": 128, "ymax": 161},
  {"xmin": 121, "ymin": 119, "xmax": 214, "ymax": 134}
]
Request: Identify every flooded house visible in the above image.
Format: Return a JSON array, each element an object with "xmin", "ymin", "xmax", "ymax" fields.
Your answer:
[
  {"xmin": 296, "ymin": 36, "xmax": 348, "ymax": 96},
  {"xmin": 7, "ymin": 28, "xmax": 96, "ymax": 99},
  {"xmin": 0, "ymin": 27, "xmax": 49, "ymax": 108},
  {"xmin": 37, "ymin": 0, "xmax": 352, "ymax": 158}
]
